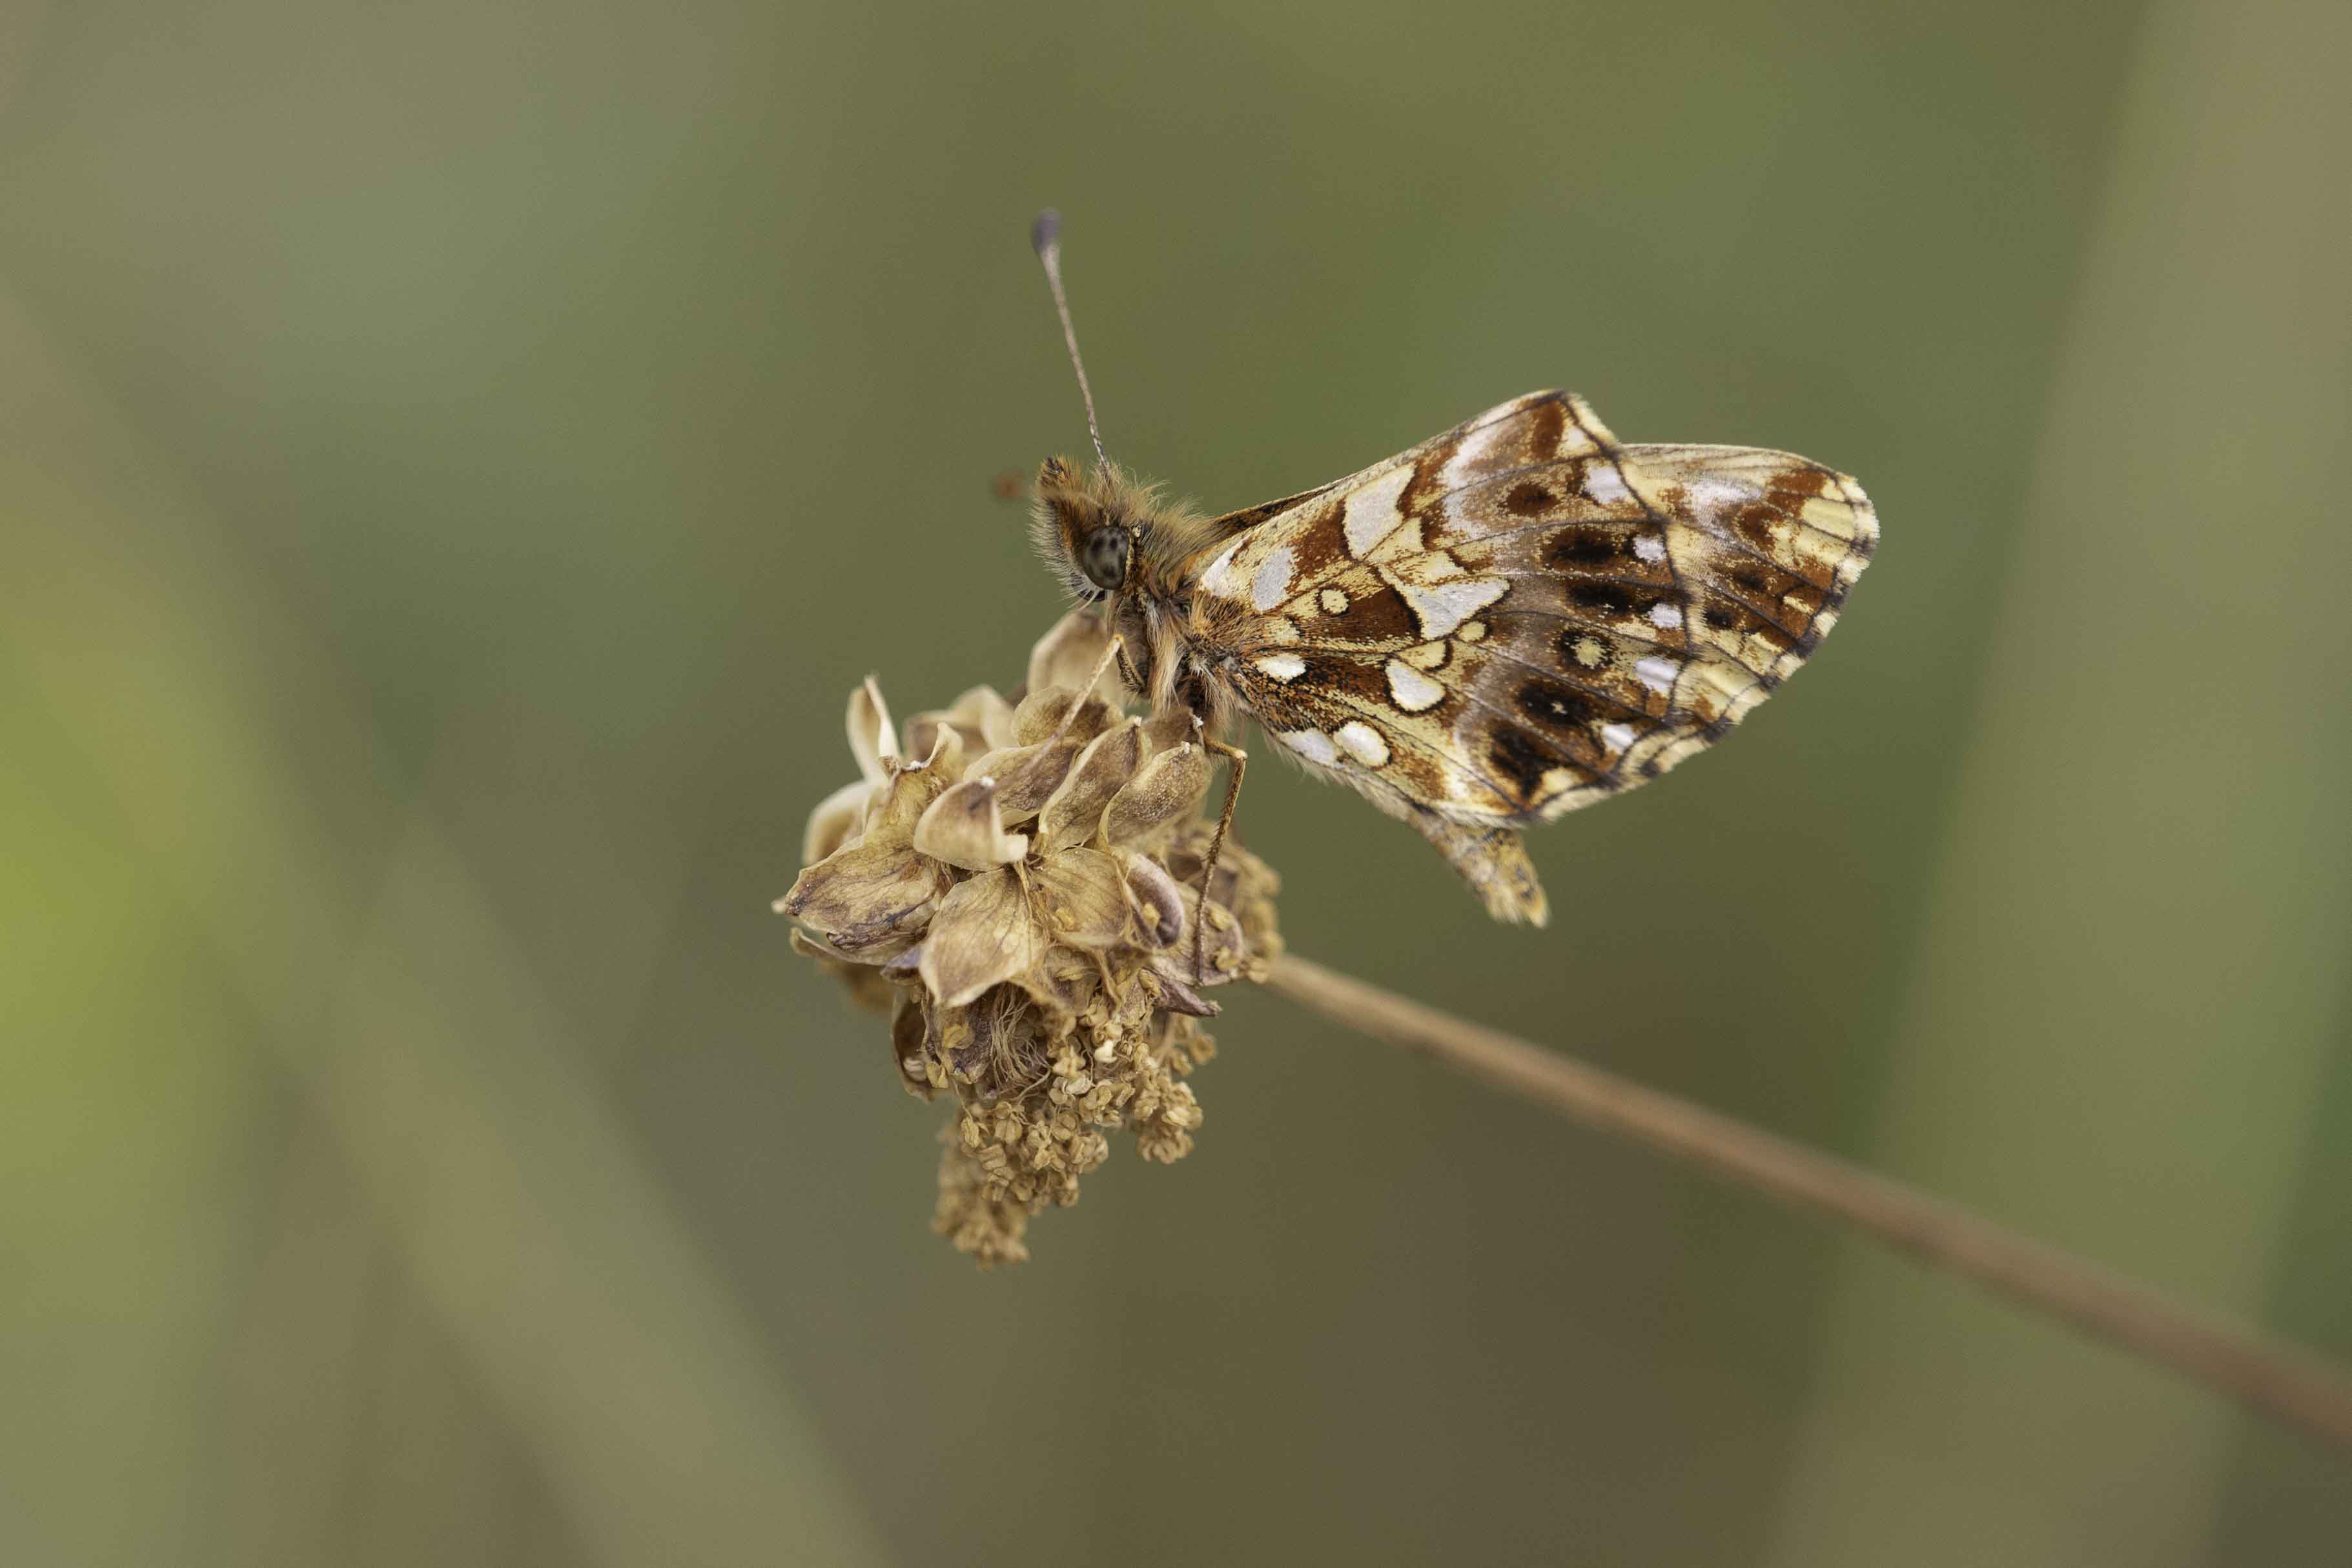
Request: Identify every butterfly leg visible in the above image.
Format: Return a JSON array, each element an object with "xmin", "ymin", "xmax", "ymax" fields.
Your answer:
[
  {"xmin": 1036, "ymin": 633, "xmax": 1126, "ymax": 748},
  {"xmin": 1114, "ymin": 637, "xmax": 1145, "ymax": 700},
  {"xmin": 1191, "ymin": 731, "xmax": 1247, "ymax": 984}
]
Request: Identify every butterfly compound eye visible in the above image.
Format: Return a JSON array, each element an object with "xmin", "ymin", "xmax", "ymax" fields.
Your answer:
[{"xmin": 1078, "ymin": 526, "xmax": 1130, "ymax": 592}]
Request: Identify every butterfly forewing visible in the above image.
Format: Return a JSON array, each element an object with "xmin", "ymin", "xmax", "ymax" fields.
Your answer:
[{"xmin": 1187, "ymin": 391, "xmax": 1877, "ymax": 830}]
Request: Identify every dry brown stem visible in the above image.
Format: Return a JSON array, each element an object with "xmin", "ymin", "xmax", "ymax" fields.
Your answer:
[{"xmin": 1266, "ymin": 953, "xmax": 2352, "ymax": 1456}]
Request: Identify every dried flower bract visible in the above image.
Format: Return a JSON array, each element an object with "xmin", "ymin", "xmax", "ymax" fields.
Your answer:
[{"xmin": 779, "ymin": 611, "xmax": 1281, "ymax": 1265}]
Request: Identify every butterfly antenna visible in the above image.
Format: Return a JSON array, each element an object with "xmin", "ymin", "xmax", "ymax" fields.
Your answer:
[{"xmin": 1031, "ymin": 209, "xmax": 1109, "ymax": 469}]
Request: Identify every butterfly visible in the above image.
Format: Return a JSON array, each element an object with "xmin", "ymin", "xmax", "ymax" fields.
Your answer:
[{"xmin": 1025, "ymin": 212, "xmax": 1877, "ymax": 926}]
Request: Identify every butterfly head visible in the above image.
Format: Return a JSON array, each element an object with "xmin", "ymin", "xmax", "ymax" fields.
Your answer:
[{"xmin": 1031, "ymin": 455, "xmax": 1163, "ymax": 604}]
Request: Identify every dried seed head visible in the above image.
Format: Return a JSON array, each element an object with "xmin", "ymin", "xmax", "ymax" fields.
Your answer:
[{"xmin": 779, "ymin": 607, "xmax": 1283, "ymax": 1265}]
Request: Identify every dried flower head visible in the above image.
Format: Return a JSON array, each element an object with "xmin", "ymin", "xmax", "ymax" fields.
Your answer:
[{"xmin": 778, "ymin": 610, "xmax": 1282, "ymax": 1266}]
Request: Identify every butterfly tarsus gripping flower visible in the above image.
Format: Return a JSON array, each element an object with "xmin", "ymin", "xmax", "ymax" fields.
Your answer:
[{"xmin": 780, "ymin": 611, "xmax": 1281, "ymax": 1267}]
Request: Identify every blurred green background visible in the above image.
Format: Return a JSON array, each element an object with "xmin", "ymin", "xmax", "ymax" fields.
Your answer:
[{"xmin": 5, "ymin": 0, "xmax": 2349, "ymax": 1563}]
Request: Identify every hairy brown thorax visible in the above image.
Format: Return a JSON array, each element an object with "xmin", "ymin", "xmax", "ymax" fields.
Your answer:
[{"xmin": 1031, "ymin": 456, "xmax": 1233, "ymax": 725}]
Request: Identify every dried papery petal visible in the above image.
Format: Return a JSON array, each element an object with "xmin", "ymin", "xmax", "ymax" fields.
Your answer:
[
  {"xmin": 1030, "ymin": 945, "xmax": 1097, "ymax": 1005},
  {"xmin": 901, "ymin": 715, "xmax": 949, "ymax": 768},
  {"xmin": 802, "ymin": 777, "xmax": 875, "ymax": 866},
  {"xmin": 990, "ymin": 949, "xmax": 1089, "ymax": 1022},
  {"xmin": 778, "ymin": 835, "xmax": 944, "ymax": 957},
  {"xmin": 1143, "ymin": 705, "xmax": 1198, "ymax": 754},
  {"xmin": 786, "ymin": 926, "xmax": 861, "ymax": 964},
  {"xmin": 1103, "ymin": 742, "xmax": 1211, "ymax": 847},
  {"xmin": 1121, "ymin": 852, "xmax": 1186, "ymax": 948},
  {"xmin": 920, "ymin": 866, "xmax": 1052, "ymax": 1007},
  {"xmin": 1032, "ymin": 848, "xmax": 1136, "ymax": 950},
  {"xmin": 1011, "ymin": 687, "xmax": 1116, "ymax": 748},
  {"xmin": 1150, "ymin": 971, "xmax": 1220, "ymax": 1018},
  {"xmin": 890, "ymin": 989, "xmax": 937, "ymax": 1097},
  {"xmin": 966, "ymin": 687, "xmax": 1021, "ymax": 751},
  {"xmin": 1026, "ymin": 608, "xmax": 1125, "ymax": 706},
  {"xmin": 914, "ymin": 778, "xmax": 1029, "ymax": 871},
  {"xmin": 1151, "ymin": 888, "xmax": 1251, "ymax": 988},
  {"xmin": 859, "ymin": 758, "xmax": 952, "ymax": 845},
  {"xmin": 848, "ymin": 677, "xmax": 899, "ymax": 786},
  {"xmin": 968, "ymin": 742, "xmax": 1079, "ymax": 821},
  {"xmin": 1038, "ymin": 719, "xmax": 1145, "ymax": 853},
  {"xmin": 916, "ymin": 722, "xmax": 966, "ymax": 782},
  {"xmin": 906, "ymin": 685, "xmax": 1012, "ymax": 763}
]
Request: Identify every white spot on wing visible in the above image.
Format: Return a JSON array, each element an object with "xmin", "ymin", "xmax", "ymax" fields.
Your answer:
[
  {"xmin": 1585, "ymin": 463, "xmax": 1630, "ymax": 504},
  {"xmin": 1249, "ymin": 546, "xmax": 1298, "ymax": 612},
  {"xmin": 1342, "ymin": 465, "xmax": 1416, "ymax": 558},
  {"xmin": 1684, "ymin": 476, "xmax": 1756, "ymax": 521},
  {"xmin": 1396, "ymin": 576, "xmax": 1507, "ymax": 640},
  {"xmin": 1635, "ymin": 656, "xmax": 1679, "ymax": 695},
  {"xmin": 1278, "ymin": 729, "xmax": 1338, "ymax": 766},
  {"xmin": 1385, "ymin": 659, "xmax": 1446, "ymax": 712},
  {"xmin": 1440, "ymin": 416, "xmax": 1513, "ymax": 489},
  {"xmin": 1633, "ymin": 533, "xmax": 1667, "ymax": 564},
  {"xmin": 1601, "ymin": 722, "xmax": 1638, "ymax": 751},
  {"xmin": 1335, "ymin": 721, "xmax": 1390, "ymax": 767},
  {"xmin": 1198, "ymin": 538, "xmax": 1244, "ymax": 596},
  {"xmin": 1318, "ymin": 587, "xmax": 1349, "ymax": 615},
  {"xmin": 1648, "ymin": 602, "xmax": 1683, "ymax": 630},
  {"xmin": 1253, "ymin": 653, "xmax": 1305, "ymax": 682}
]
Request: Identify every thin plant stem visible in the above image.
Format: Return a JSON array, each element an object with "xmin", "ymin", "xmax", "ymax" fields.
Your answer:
[{"xmin": 1265, "ymin": 952, "xmax": 2352, "ymax": 1456}]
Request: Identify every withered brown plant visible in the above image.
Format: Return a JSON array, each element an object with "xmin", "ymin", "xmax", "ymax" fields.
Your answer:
[{"xmin": 778, "ymin": 611, "xmax": 1280, "ymax": 1266}]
